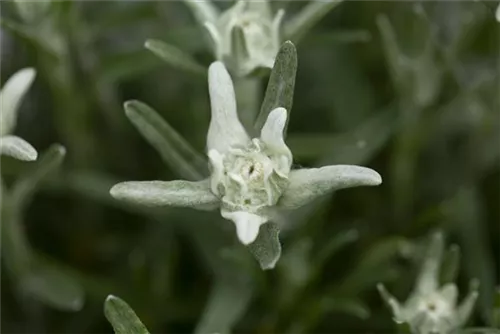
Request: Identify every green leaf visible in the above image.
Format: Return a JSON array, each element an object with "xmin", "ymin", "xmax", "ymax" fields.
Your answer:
[
  {"xmin": 444, "ymin": 187, "xmax": 496, "ymax": 323},
  {"xmin": 493, "ymin": 288, "xmax": 500, "ymax": 328},
  {"xmin": 98, "ymin": 50, "xmax": 164, "ymax": 83},
  {"xmin": 11, "ymin": 144, "xmax": 66, "ymax": 209},
  {"xmin": 124, "ymin": 100, "xmax": 207, "ymax": 181},
  {"xmin": 13, "ymin": 0, "xmax": 51, "ymax": 23},
  {"xmin": 254, "ymin": 41, "xmax": 297, "ymax": 135},
  {"xmin": 0, "ymin": 18, "xmax": 59, "ymax": 58},
  {"xmin": 194, "ymin": 278, "xmax": 253, "ymax": 334},
  {"xmin": 248, "ymin": 222, "xmax": 281, "ymax": 270},
  {"xmin": 104, "ymin": 295, "xmax": 150, "ymax": 334},
  {"xmin": 284, "ymin": 0, "xmax": 344, "ymax": 43},
  {"xmin": 440, "ymin": 244, "xmax": 461, "ymax": 285},
  {"xmin": 145, "ymin": 39, "xmax": 206, "ymax": 75},
  {"xmin": 21, "ymin": 267, "xmax": 85, "ymax": 311},
  {"xmin": 320, "ymin": 297, "xmax": 370, "ymax": 319}
]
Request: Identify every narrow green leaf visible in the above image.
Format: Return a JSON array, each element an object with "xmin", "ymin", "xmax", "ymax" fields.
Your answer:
[
  {"xmin": 284, "ymin": 0, "xmax": 344, "ymax": 43},
  {"xmin": 440, "ymin": 244, "xmax": 461, "ymax": 285},
  {"xmin": 320, "ymin": 297, "xmax": 370, "ymax": 319},
  {"xmin": 254, "ymin": 41, "xmax": 297, "ymax": 135},
  {"xmin": 194, "ymin": 278, "xmax": 253, "ymax": 334},
  {"xmin": 0, "ymin": 18, "xmax": 58, "ymax": 58},
  {"xmin": 124, "ymin": 100, "xmax": 207, "ymax": 181},
  {"xmin": 21, "ymin": 267, "xmax": 85, "ymax": 311},
  {"xmin": 248, "ymin": 222, "xmax": 281, "ymax": 270},
  {"xmin": 444, "ymin": 187, "xmax": 496, "ymax": 323},
  {"xmin": 98, "ymin": 50, "xmax": 164, "ymax": 83},
  {"xmin": 13, "ymin": 0, "xmax": 51, "ymax": 23},
  {"xmin": 11, "ymin": 144, "xmax": 66, "ymax": 208},
  {"xmin": 492, "ymin": 288, "xmax": 500, "ymax": 328},
  {"xmin": 104, "ymin": 295, "xmax": 150, "ymax": 334},
  {"xmin": 376, "ymin": 14, "xmax": 409, "ymax": 91},
  {"xmin": 145, "ymin": 39, "xmax": 206, "ymax": 75}
]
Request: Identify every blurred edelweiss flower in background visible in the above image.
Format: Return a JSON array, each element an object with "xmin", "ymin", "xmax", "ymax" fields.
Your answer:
[
  {"xmin": 0, "ymin": 68, "xmax": 38, "ymax": 161},
  {"xmin": 185, "ymin": 0, "xmax": 283, "ymax": 76},
  {"xmin": 378, "ymin": 232, "xmax": 478, "ymax": 334},
  {"xmin": 110, "ymin": 61, "xmax": 381, "ymax": 245}
]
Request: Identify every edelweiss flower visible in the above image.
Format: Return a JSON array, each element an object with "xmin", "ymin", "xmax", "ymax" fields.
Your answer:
[
  {"xmin": 187, "ymin": 0, "xmax": 284, "ymax": 76},
  {"xmin": 110, "ymin": 61, "xmax": 381, "ymax": 245},
  {"xmin": 378, "ymin": 233, "xmax": 478, "ymax": 334},
  {"xmin": 0, "ymin": 68, "xmax": 38, "ymax": 161}
]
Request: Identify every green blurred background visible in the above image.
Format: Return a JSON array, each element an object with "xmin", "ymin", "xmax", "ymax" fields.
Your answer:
[{"xmin": 1, "ymin": 1, "xmax": 499, "ymax": 333}]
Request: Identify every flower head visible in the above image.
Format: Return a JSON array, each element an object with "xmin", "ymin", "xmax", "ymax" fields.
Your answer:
[
  {"xmin": 0, "ymin": 68, "xmax": 38, "ymax": 161},
  {"xmin": 199, "ymin": 0, "xmax": 284, "ymax": 77},
  {"xmin": 378, "ymin": 233, "xmax": 478, "ymax": 334},
  {"xmin": 110, "ymin": 61, "xmax": 381, "ymax": 246}
]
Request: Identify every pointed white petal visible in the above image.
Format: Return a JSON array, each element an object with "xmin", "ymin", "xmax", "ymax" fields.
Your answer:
[
  {"xmin": 204, "ymin": 22, "xmax": 223, "ymax": 59},
  {"xmin": 279, "ymin": 165, "xmax": 382, "ymax": 209},
  {"xmin": 221, "ymin": 210, "xmax": 267, "ymax": 245},
  {"xmin": 245, "ymin": 0, "xmax": 272, "ymax": 19},
  {"xmin": 416, "ymin": 232, "xmax": 443, "ymax": 294},
  {"xmin": 272, "ymin": 9, "xmax": 286, "ymax": 48},
  {"xmin": 260, "ymin": 107, "xmax": 288, "ymax": 150},
  {"xmin": 207, "ymin": 62, "xmax": 249, "ymax": 153},
  {"xmin": 110, "ymin": 179, "xmax": 219, "ymax": 210},
  {"xmin": 0, "ymin": 135, "xmax": 38, "ymax": 161},
  {"xmin": 439, "ymin": 283, "xmax": 458, "ymax": 307},
  {"xmin": 260, "ymin": 107, "xmax": 292, "ymax": 175},
  {"xmin": 0, "ymin": 68, "xmax": 36, "ymax": 136},
  {"xmin": 183, "ymin": 0, "xmax": 219, "ymax": 24},
  {"xmin": 207, "ymin": 149, "xmax": 225, "ymax": 196},
  {"xmin": 377, "ymin": 284, "xmax": 404, "ymax": 321},
  {"xmin": 457, "ymin": 284, "xmax": 479, "ymax": 326}
]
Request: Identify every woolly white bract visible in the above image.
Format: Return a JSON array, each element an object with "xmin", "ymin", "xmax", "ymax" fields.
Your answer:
[{"xmin": 0, "ymin": 68, "xmax": 38, "ymax": 161}]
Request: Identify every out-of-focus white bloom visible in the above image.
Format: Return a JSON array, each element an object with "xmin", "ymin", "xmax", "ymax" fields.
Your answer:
[
  {"xmin": 0, "ymin": 68, "xmax": 38, "ymax": 161},
  {"xmin": 378, "ymin": 233, "xmax": 478, "ymax": 334},
  {"xmin": 111, "ymin": 62, "xmax": 381, "ymax": 245},
  {"xmin": 186, "ymin": 0, "xmax": 283, "ymax": 77}
]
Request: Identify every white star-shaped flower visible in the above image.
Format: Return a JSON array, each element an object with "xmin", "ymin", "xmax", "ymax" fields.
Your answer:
[
  {"xmin": 110, "ymin": 61, "xmax": 381, "ymax": 245},
  {"xmin": 186, "ymin": 0, "xmax": 284, "ymax": 77},
  {"xmin": 0, "ymin": 68, "xmax": 38, "ymax": 161},
  {"xmin": 378, "ymin": 233, "xmax": 478, "ymax": 334}
]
